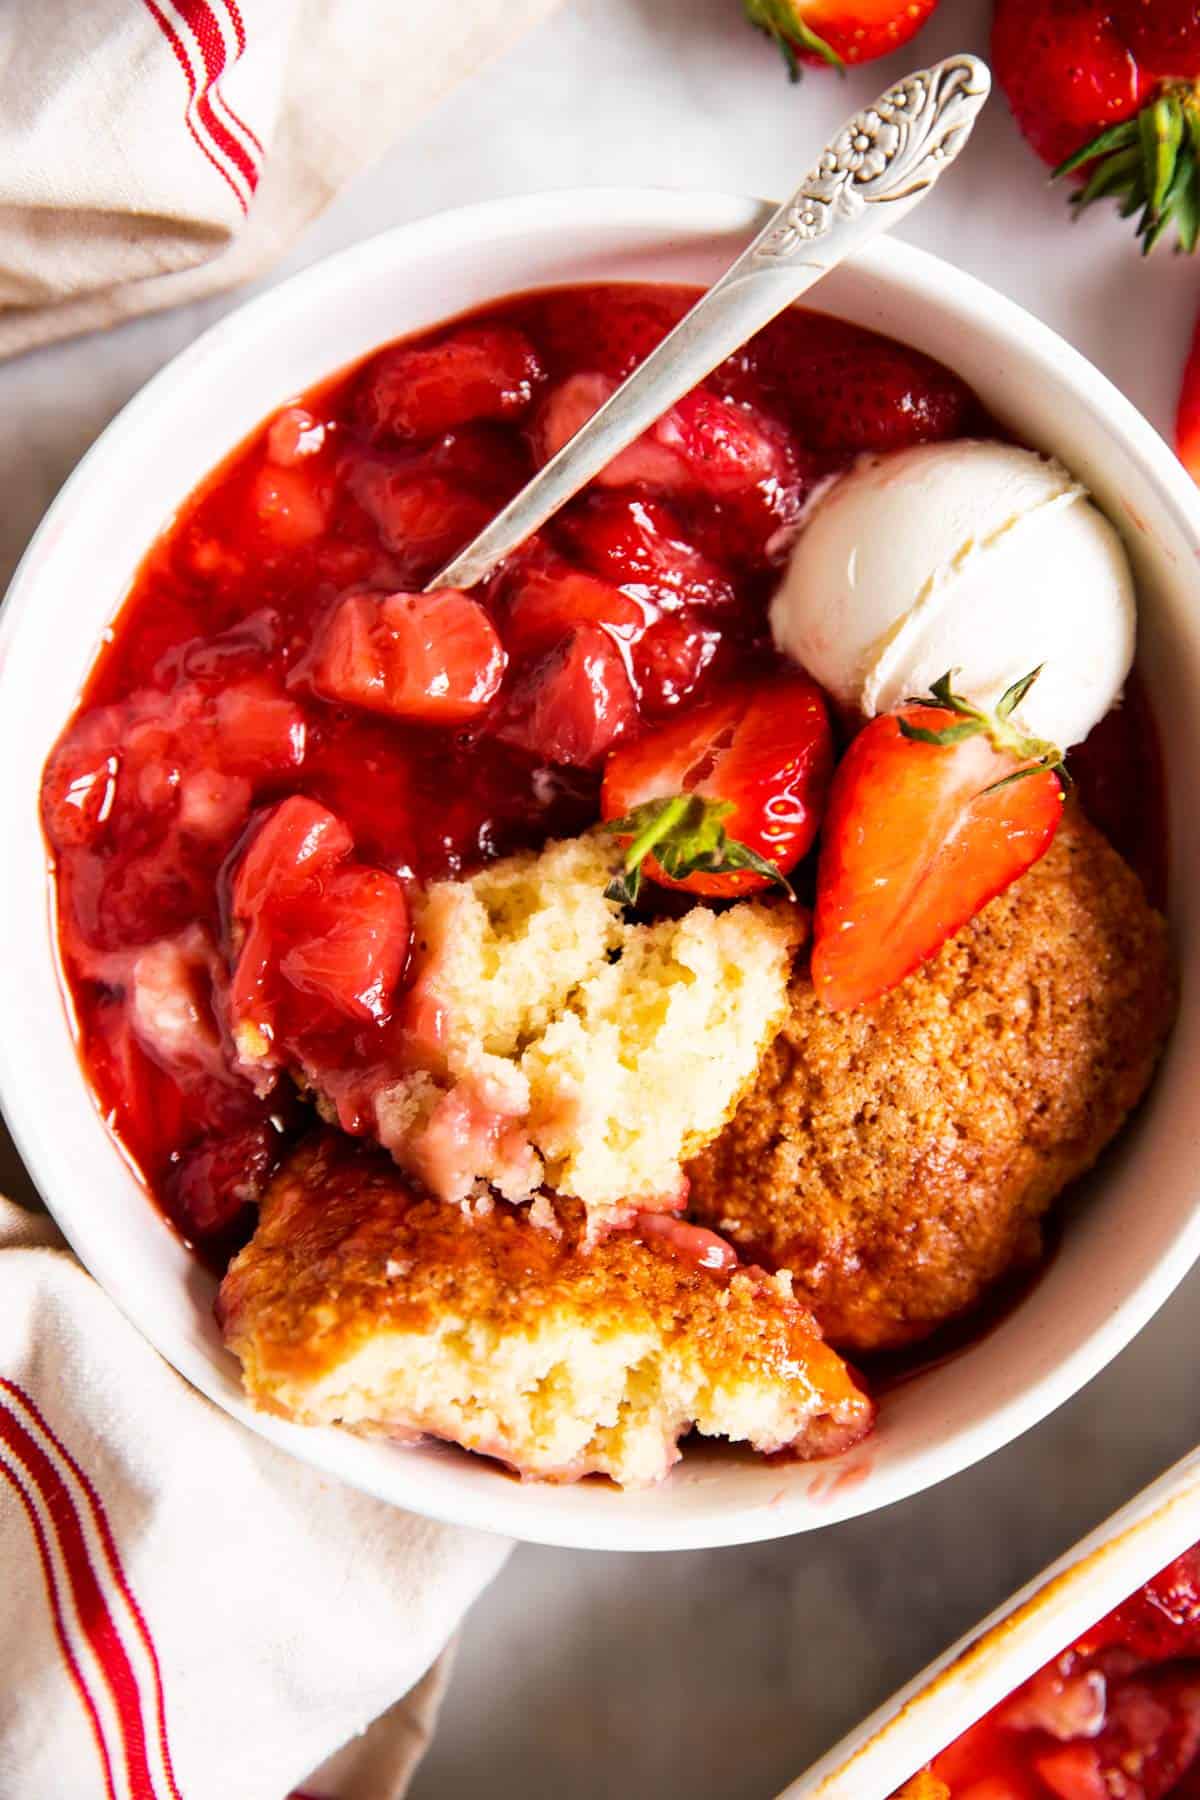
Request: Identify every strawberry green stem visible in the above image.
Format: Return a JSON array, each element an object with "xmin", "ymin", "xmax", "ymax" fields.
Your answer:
[
  {"xmin": 1054, "ymin": 81, "xmax": 1200, "ymax": 255},
  {"xmin": 622, "ymin": 793, "xmax": 691, "ymax": 873},
  {"xmin": 739, "ymin": 0, "xmax": 842, "ymax": 79}
]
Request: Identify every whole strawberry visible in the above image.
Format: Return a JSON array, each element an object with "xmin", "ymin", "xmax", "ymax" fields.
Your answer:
[
  {"xmin": 992, "ymin": 0, "xmax": 1200, "ymax": 252},
  {"xmin": 742, "ymin": 0, "xmax": 941, "ymax": 76}
]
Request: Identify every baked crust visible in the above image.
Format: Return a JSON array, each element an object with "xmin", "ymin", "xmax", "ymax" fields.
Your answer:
[
  {"xmin": 686, "ymin": 807, "xmax": 1176, "ymax": 1352},
  {"xmin": 218, "ymin": 1131, "xmax": 874, "ymax": 1487}
]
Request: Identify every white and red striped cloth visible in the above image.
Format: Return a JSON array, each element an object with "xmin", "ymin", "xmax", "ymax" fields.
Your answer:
[
  {"xmin": 0, "ymin": 1196, "xmax": 511, "ymax": 1799},
  {"xmin": 0, "ymin": 0, "xmax": 563, "ymax": 359}
]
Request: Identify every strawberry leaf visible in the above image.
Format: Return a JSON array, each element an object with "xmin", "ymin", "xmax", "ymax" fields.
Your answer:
[
  {"xmin": 897, "ymin": 667, "xmax": 1069, "ymax": 787},
  {"xmin": 997, "ymin": 664, "xmax": 1044, "ymax": 718},
  {"xmin": 898, "ymin": 717, "xmax": 983, "ymax": 747},
  {"xmin": 604, "ymin": 793, "xmax": 795, "ymax": 899}
]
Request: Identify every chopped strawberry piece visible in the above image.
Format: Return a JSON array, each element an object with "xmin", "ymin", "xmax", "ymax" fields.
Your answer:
[
  {"xmin": 500, "ymin": 552, "xmax": 650, "ymax": 661},
  {"xmin": 248, "ymin": 463, "xmax": 330, "ymax": 548},
  {"xmin": 232, "ymin": 795, "xmax": 354, "ymax": 919},
  {"xmin": 655, "ymin": 389, "xmax": 794, "ymax": 494},
  {"xmin": 1036, "ymin": 1670, "xmax": 1200, "ymax": 1800},
  {"xmin": 178, "ymin": 771, "xmax": 253, "ymax": 840},
  {"xmin": 636, "ymin": 1212, "xmax": 739, "ymax": 1274},
  {"xmin": 164, "ymin": 1119, "xmax": 283, "ymax": 1239},
  {"xmin": 213, "ymin": 681, "xmax": 307, "ymax": 776},
  {"xmin": 494, "ymin": 624, "xmax": 637, "ymax": 768},
  {"xmin": 228, "ymin": 798, "xmax": 411, "ymax": 1049},
  {"xmin": 1003, "ymin": 1665, "xmax": 1108, "ymax": 1741},
  {"xmin": 812, "ymin": 694, "xmax": 1065, "ymax": 1011},
  {"xmin": 86, "ymin": 995, "xmax": 190, "ymax": 1174},
  {"xmin": 42, "ymin": 721, "xmax": 121, "ymax": 849},
  {"xmin": 302, "ymin": 588, "xmax": 506, "ymax": 724},
  {"xmin": 601, "ymin": 674, "xmax": 832, "ymax": 898},
  {"xmin": 266, "ymin": 405, "xmax": 326, "ymax": 467},
  {"xmin": 417, "ymin": 422, "xmax": 531, "ymax": 502},
  {"xmin": 1034, "ymin": 1742, "xmax": 1109, "ymax": 1800},
  {"xmin": 345, "ymin": 459, "xmax": 492, "ymax": 573},
  {"xmin": 632, "ymin": 614, "xmax": 721, "ymax": 715},
  {"xmin": 279, "ymin": 865, "xmax": 411, "ymax": 1024},
  {"xmin": 359, "ymin": 325, "xmax": 544, "ymax": 442},
  {"xmin": 558, "ymin": 494, "xmax": 737, "ymax": 612},
  {"xmin": 88, "ymin": 842, "xmax": 218, "ymax": 952},
  {"xmin": 534, "ymin": 374, "xmax": 793, "ymax": 497},
  {"xmin": 533, "ymin": 373, "xmax": 684, "ymax": 490}
]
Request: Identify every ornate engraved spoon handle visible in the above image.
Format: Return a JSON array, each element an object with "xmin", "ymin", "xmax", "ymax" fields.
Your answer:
[{"xmin": 431, "ymin": 53, "xmax": 990, "ymax": 593}]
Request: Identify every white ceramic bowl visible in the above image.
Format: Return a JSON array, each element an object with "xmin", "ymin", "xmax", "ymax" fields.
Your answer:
[
  {"xmin": 3, "ymin": 189, "xmax": 1200, "ymax": 1553},
  {"xmin": 785, "ymin": 1445, "xmax": 1200, "ymax": 1796}
]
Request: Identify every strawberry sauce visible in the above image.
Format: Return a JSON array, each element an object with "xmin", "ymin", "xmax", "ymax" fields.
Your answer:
[{"xmin": 38, "ymin": 282, "xmax": 1153, "ymax": 1260}]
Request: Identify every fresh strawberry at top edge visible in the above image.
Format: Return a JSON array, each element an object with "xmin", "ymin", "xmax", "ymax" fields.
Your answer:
[
  {"xmin": 600, "ymin": 674, "xmax": 834, "ymax": 901},
  {"xmin": 811, "ymin": 673, "xmax": 1066, "ymax": 1011},
  {"xmin": 740, "ymin": 0, "xmax": 940, "ymax": 75},
  {"xmin": 991, "ymin": 0, "xmax": 1200, "ymax": 253},
  {"xmin": 745, "ymin": 313, "xmax": 977, "ymax": 456}
]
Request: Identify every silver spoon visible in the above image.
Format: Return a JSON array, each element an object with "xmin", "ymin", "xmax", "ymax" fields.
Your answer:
[{"xmin": 429, "ymin": 52, "xmax": 990, "ymax": 595}]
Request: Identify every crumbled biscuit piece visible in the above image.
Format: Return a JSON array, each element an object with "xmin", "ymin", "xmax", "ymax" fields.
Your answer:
[{"xmin": 368, "ymin": 831, "xmax": 802, "ymax": 1219}]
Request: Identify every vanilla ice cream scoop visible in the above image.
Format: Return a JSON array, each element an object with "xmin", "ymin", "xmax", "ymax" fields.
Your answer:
[{"xmin": 769, "ymin": 440, "xmax": 1136, "ymax": 748}]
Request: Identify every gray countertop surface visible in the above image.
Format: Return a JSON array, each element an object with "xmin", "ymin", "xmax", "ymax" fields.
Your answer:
[{"xmin": 3, "ymin": 2, "xmax": 1198, "ymax": 1794}]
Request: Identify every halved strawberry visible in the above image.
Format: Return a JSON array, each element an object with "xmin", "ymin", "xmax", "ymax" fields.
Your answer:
[
  {"xmin": 493, "ymin": 624, "xmax": 637, "ymax": 768},
  {"xmin": 359, "ymin": 325, "xmax": 544, "ymax": 442},
  {"xmin": 499, "ymin": 551, "xmax": 650, "ymax": 661},
  {"xmin": 601, "ymin": 674, "xmax": 832, "ymax": 900},
  {"xmin": 302, "ymin": 588, "xmax": 506, "ymax": 724},
  {"xmin": 558, "ymin": 494, "xmax": 737, "ymax": 612},
  {"xmin": 534, "ymin": 374, "xmax": 793, "ymax": 497},
  {"xmin": 811, "ymin": 672, "xmax": 1066, "ymax": 1011}
]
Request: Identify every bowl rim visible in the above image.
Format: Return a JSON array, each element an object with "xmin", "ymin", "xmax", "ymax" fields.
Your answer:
[{"xmin": 4, "ymin": 184, "xmax": 1200, "ymax": 1552}]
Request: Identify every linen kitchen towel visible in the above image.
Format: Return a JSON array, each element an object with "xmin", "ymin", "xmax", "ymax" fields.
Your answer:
[
  {"xmin": 0, "ymin": 1194, "xmax": 511, "ymax": 1800},
  {"xmin": 0, "ymin": 0, "xmax": 562, "ymax": 360}
]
